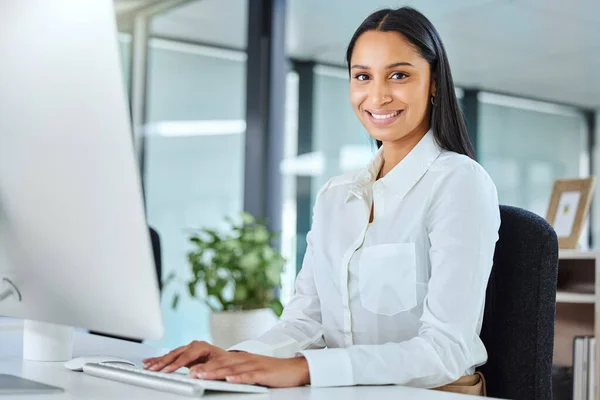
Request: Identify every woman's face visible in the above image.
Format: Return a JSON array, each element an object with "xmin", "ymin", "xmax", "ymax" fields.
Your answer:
[{"xmin": 349, "ymin": 30, "xmax": 434, "ymax": 144}]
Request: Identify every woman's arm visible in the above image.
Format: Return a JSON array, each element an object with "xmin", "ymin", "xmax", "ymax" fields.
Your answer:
[
  {"xmin": 144, "ymin": 229, "xmax": 324, "ymax": 378},
  {"xmin": 298, "ymin": 163, "xmax": 500, "ymax": 387},
  {"xmin": 228, "ymin": 182, "xmax": 333, "ymax": 358},
  {"xmin": 228, "ymin": 228, "xmax": 325, "ymax": 357},
  {"xmin": 144, "ymin": 183, "xmax": 330, "ymax": 375}
]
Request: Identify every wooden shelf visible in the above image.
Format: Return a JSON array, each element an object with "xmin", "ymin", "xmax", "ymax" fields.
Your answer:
[
  {"xmin": 553, "ymin": 249, "xmax": 598, "ymax": 399},
  {"xmin": 559, "ymin": 249, "xmax": 600, "ymax": 260},
  {"xmin": 556, "ymin": 291, "xmax": 596, "ymax": 304}
]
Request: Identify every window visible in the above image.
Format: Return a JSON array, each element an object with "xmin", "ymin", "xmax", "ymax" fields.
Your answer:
[
  {"xmin": 144, "ymin": 39, "xmax": 247, "ymax": 348},
  {"xmin": 310, "ymin": 66, "xmax": 373, "ymax": 204},
  {"xmin": 117, "ymin": 34, "xmax": 131, "ymax": 96},
  {"xmin": 478, "ymin": 93, "xmax": 588, "ymax": 218}
]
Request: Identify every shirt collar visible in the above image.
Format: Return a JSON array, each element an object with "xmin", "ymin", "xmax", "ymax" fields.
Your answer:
[{"xmin": 345, "ymin": 130, "xmax": 442, "ymax": 203}]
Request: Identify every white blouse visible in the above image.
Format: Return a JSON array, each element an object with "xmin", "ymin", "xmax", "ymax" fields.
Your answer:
[{"xmin": 230, "ymin": 130, "xmax": 501, "ymax": 388}]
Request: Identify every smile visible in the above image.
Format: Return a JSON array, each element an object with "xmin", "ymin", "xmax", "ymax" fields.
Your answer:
[{"xmin": 366, "ymin": 110, "xmax": 404, "ymax": 126}]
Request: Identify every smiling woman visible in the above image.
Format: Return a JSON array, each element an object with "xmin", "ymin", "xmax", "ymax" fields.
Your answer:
[
  {"xmin": 349, "ymin": 33, "xmax": 433, "ymax": 143},
  {"xmin": 346, "ymin": 8, "xmax": 474, "ymax": 162},
  {"xmin": 143, "ymin": 7, "xmax": 499, "ymax": 396}
]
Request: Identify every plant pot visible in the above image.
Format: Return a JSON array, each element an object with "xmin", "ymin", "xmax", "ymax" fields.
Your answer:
[{"xmin": 209, "ymin": 308, "xmax": 278, "ymax": 350}]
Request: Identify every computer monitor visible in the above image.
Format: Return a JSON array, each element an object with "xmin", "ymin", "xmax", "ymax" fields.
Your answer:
[{"xmin": 0, "ymin": 0, "xmax": 163, "ymax": 360}]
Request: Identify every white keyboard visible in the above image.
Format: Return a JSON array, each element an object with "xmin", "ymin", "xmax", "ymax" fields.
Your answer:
[{"xmin": 82, "ymin": 362, "xmax": 268, "ymax": 397}]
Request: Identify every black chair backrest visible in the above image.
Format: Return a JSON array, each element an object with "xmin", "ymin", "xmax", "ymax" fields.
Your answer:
[
  {"xmin": 478, "ymin": 205, "xmax": 558, "ymax": 400},
  {"xmin": 149, "ymin": 227, "xmax": 162, "ymax": 291}
]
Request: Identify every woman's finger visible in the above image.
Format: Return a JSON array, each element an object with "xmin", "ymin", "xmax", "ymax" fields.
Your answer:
[
  {"xmin": 190, "ymin": 352, "xmax": 251, "ymax": 375},
  {"xmin": 193, "ymin": 361, "xmax": 258, "ymax": 380},
  {"xmin": 145, "ymin": 346, "xmax": 188, "ymax": 371},
  {"xmin": 225, "ymin": 371, "xmax": 261, "ymax": 385},
  {"xmin": 142, "ymin": 356, "xmax": 157, "ymax": 366},
  {"xmin": 160, "ymin": 351, "xmax": 204, "ymax": 372},
  {"xmin": 159, "ymin": 341, "xmax": 218, "ymax": 372}
]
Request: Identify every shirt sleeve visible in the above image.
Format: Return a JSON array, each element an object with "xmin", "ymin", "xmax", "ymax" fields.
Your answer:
[
  {"xmin": 228, "ymin": 183, "xmax": 331, "ymax": 358},
  {"xmin": 299, "ymin": 163, "xmax": 501, "ymax": 388}
]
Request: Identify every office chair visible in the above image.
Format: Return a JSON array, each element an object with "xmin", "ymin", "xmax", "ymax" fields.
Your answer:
[
  {"xmin": 478, "ymin": 205, "xmax": 558, "ymax": 400},
  {"xmin": 149, "ymin": 226, "xmax": 162, "ymax": 291}
]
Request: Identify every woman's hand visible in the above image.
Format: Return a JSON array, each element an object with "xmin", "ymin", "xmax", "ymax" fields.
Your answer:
[
  {"xmin": 142, "ymin": 341, "xmax": 227, "ymax": 373},
  {"xmin": 189, "ymin": 352, "xmax": 310, "ymax": 388}
]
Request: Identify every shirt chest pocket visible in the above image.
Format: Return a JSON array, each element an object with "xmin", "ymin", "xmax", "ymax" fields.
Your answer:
[{"xmin": 358, "ymin": 243, "xmax": 417, "ymax": 316}]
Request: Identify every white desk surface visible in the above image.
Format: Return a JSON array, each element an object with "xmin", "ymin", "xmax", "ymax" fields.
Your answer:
[{"xmin": 0, "ymin": 328, "xmax": 497, "ymax": 399}]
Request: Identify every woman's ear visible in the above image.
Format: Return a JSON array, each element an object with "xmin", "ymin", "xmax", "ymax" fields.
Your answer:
[{"xmin": 430, "ymin": 80, "xmax": 437, "ymax": 98}]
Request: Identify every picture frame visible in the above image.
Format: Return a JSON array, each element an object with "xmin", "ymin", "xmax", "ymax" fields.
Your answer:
[{"xmin": 545, "ymin": 177, "xmax": 596, "ymax": 249}]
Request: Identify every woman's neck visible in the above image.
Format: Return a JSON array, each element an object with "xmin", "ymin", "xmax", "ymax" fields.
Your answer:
[{"xmin": 379, "ymin": 126, "xmax": 429, "ymax": 178}]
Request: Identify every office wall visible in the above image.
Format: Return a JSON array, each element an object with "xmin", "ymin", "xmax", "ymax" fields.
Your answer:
[{"xmin": 143, "ymin": 40, "xmax": 246, "ymax": 348}]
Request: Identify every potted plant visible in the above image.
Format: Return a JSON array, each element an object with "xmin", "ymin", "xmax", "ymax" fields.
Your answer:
[{"xmin": 166, "ymin": 212, "xmax": 285, "ymax": 349}]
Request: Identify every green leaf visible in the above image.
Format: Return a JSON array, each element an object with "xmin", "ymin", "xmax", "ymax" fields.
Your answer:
[
  {"xmin": 163, "ymin": 270, "xmax": 176, "ymax": 287},
  {"xmin": 171, "ymin": 294, "xmax": 180, "ymax": 309},
  {"xmin": 239, "ymin": 252, "xmax": 260, "ymax": 271},
  {"xmin": 188, "ymin": 282, "xmax": 196, "ymax": 298},
  {"xmin": 241, "ymin": 212, "xmax": 255, "ymax": 225},
  {"xmin": 269, "ymin": 299, "xmax": 284, "ymax": 317},
  {"xmin": 262, "ymin": 247, "xmax": 275, "ymax": 261},
  {"xmin": 222, "ymin": 238, "xmax": 236, "ymax": 250},
  {"xmin": 253, "ymin": 226, "xmax": 269, "ymax": 243},
  {"xmin": 205, "ymin": 295, "xmax": 221, "ymax": 312},
  {"xmin": 203, "ymin": 229, "xmax": 221, "ymax": 242},
  {"xmin": 184, "ymin": 213, "xmax": 286, "ymax": 312},
  {"xmin": 266, "ymin": 261, "xmax": 282, "ymax": 286},
  {"xmin": 234, "ymin": 285, "xmax": 248, "ymax": 302},
  {"xmin": 215, "ymin": 279, "xmax": 228, "ymax": 293},
  {"xmin": 206, "ymin": 279, "xmax": 225, "ymax": 298}
]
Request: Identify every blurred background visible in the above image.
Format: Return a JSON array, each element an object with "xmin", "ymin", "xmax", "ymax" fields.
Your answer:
[{"xmin": 112, "ymin": 0, "xmax": 598, "ymax": 364}]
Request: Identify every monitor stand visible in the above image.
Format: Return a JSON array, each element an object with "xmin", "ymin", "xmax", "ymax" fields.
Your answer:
[
  {"xmin": 23, "ymin": 320, "xmax": 74, "ymax": 362},
  {"xmin": 1, "ymin": 280, "xmax": 73, "ymax": 362},
  {"xmin": 0, "ymin": 200, "xmax": 73, "ymax": 362}
]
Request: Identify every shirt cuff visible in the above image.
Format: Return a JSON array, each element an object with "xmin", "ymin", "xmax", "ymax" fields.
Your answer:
[
  {"xmin": 299, "ymin": 348, "xmax": 354, "ymax": 387},
  {"xmin": 227, "ymin": 340, "xmax": 274, "ymax": 357}
]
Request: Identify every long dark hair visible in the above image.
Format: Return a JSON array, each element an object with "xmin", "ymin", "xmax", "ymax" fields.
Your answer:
[{"xmin": 345, "ymin": 7, "xmax": 475, "ymax": 159}]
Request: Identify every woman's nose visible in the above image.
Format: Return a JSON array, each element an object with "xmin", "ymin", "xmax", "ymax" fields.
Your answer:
[{"xmin": 370, "ymin": 81, "xmax": 392, "ymax": 106}]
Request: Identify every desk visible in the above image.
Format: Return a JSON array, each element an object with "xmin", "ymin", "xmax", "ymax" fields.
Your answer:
[{"xmin": 0, "ymin": 328, "xmax": 494, "ymax": 399}]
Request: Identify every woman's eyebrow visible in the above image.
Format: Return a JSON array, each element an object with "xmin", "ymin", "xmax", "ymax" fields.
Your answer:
[{"xmin": 350, "ymin": 61, "xmax": 415, "ymax": 70}]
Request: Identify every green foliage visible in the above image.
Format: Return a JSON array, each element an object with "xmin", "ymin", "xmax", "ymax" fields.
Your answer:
[{"xmin": 167, "ymin": 212, "xmax": 286, "ymax": 317}]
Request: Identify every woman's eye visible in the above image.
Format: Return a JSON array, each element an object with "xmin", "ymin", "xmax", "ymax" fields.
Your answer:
[
  {"xmin": 355, "ymin": 74, "xmax": 370, "ymax": 81},
  {"xmin": 391, "ymin": 72, "xmax": 408, "ymax": 80}
]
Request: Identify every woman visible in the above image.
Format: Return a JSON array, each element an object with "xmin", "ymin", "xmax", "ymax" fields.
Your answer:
[{"xmin": 143, "ymin": 6, "xmax": 500, "ymax": 395}]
